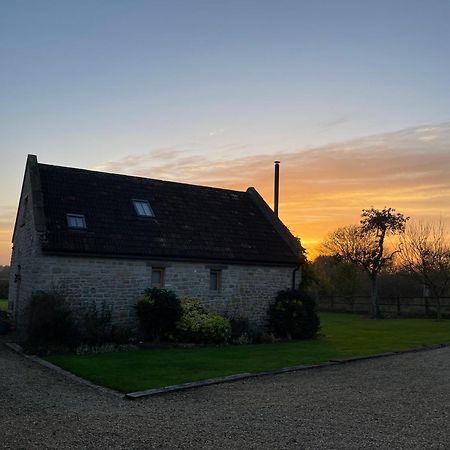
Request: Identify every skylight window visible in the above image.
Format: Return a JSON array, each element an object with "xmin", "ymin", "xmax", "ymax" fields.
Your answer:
[
  {"xmin": 67, "ymin": 214, "xmax": 87, "ymax": 229},
  {"xmin": 133, "ymin": 200, "xmax": 154, "ymax": 217}
]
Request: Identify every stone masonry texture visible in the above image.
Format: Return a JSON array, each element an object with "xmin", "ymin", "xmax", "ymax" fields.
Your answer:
[
  {"xmin": 21, "ymin": 255, "xmax": 294, "ymax": 328},
  {"xmin": 8, "ymin": 165, "xmax": 38, "ymax": 328}
]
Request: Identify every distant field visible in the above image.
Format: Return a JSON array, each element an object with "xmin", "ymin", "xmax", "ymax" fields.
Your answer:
[{"xmin": 0, "ymin": 299, "xmax": 8, "ymax": 312}]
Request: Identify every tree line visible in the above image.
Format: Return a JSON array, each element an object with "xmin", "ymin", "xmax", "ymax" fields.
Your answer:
[
  {"xmin": 0, "ymin": 266, "xmax": 9, "ymax": 299},
  {"xmin": 308, "ymin": 208, "xmax": 450, "ymax": 320}
]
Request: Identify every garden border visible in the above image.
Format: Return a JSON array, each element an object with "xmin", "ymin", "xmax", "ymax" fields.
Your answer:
[
  {"xmin": 4, "ymin": 342, "xmax": 123, "ymax": 399},
  {"xmin": 4, "ymin": 341, "xmax": 450, "ymax": 400}
]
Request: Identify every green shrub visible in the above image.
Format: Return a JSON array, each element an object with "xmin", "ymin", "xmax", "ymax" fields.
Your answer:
[
  {"xmin": 200, "ymin": 314, "xmax": 232, "ymax": 344},
  {"xmin": 135, "ymin": 288, "xmax": 181, "ymax": 341},
  {"xmin": 25, "ymin": 291, "xmax": 80, "ymax": 351},
  {"xmin": 176, "ymin": 297, "xmax": 231, "ymax": 344},
  {"xmin": 81, "ymin": 301, "xmax": 133, "ymax": 346},
  {"xmin": 228, "ymin": 316, "xmax": 259, "ymax": 344},
  {"xmin": 0, "ymin": 279, "xmax": 8, "ymax": 298},
  {"xmin": 228, "ymin": 316, "xmax": 279, "ymax": 344},
  {"xmin": 268, "ymin": 289, "xmax": 320, "ymax": 339},
  {"xmin": 229, "ymin": 316, "xmax": 250, "ymax": 339},
  {"xmin": 175, "ymin": 297, "xmax": 206, "ymax": 339},
  {"xmin": 82, "ymin": 301, "xmax": 113, "ymax": 345},
  {"xmin": 111, "ymin": 325, "xmax": 134, "ymax": 345}
]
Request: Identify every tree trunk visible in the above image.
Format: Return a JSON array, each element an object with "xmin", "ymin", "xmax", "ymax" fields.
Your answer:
[
  {"xmin": 370, "ymin": 276, "xmax": 381, "ymax": 319},
  {"xmin": 436, "ymin": 296, "xmax": 442, "ymax": 321}
]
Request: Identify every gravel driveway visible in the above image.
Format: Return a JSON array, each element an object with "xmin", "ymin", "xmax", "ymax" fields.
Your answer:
[{"xmin": 1, "ymin": 342, "xmax": 449, "ymax": 449}]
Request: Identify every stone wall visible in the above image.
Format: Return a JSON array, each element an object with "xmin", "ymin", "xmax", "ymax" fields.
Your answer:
[
  {"xmin": 8, "ymin": 165, "xmax": 41, "ymax": 328},
  {"xmin": 26, "ymin": 255, "xmax": 296, "ymax": 328}
]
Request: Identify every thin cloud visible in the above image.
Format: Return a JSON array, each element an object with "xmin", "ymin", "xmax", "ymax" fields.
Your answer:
[
  {"xmin": 208, "ymin": 128, "xmax": 226, "ymax": 137},
  {"xmin": 415, "ymin": 126, "xmax": 440, "ymax": 133},
  {"xmin": 316, "ymin": 114, "xmax": 353, "ymax": 131},
  {"xmin": 418, "ymin": 135, "xmax": 437, "ymax": 142}
]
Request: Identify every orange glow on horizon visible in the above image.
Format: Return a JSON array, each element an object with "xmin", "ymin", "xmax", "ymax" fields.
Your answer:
[{"xmin": 1, "ymin": 123, "xmax": 450, "ymax": 265}]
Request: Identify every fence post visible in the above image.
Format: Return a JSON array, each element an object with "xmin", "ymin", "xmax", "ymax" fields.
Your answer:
[
  {"xmin": 396, "ymin": 296, "xmax": 401, "ymax": 316},
  {"xmin": 424, "ymin": 297, "xmax": 429, "ymax": 317}
]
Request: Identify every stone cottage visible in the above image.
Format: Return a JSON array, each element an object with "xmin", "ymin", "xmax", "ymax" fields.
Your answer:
[{"xmin": 9, "ymin": 155, "xmax": 304, "ymax": 329}]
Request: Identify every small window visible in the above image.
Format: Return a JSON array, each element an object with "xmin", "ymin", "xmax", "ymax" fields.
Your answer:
[
  {"xmin": 67, "ymin": 214, "xmax": 87, "ymax": 229},
  {"xmin": 151, "ymin": 268, "xmax": 165, "ymax": 288},
  {"xmin": 133, "ymin": 200, "xmax": 154, "ymax": 217},
  {"xmin": 210, "ymin": 269, "xmax": 222, "ymax": 291}
]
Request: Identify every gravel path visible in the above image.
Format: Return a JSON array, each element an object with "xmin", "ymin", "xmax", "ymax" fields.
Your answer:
[{"xmin": 1, "ymin": 343, "xmax": 449, "ymax": 449}]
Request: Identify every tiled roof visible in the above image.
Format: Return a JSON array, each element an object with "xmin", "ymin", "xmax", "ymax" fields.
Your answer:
[{"xmin": 37, "ymin": 163, "xmax": 302, "ymax": 265}]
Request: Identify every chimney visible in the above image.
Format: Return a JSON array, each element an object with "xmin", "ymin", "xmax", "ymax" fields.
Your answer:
[{"xmin": 274, "ymin": 160, "xmax": 280, "ymax": 216}]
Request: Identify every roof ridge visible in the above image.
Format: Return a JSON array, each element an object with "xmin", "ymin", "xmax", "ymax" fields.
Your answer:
[{"xmin": 38, "ymin": 162, "xmax": 247, "ymax": 194}]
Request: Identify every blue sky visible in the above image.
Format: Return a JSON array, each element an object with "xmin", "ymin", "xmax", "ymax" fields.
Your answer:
[{"xmin": 1, "ymin": 0, "xmax": 450, "ymax": 262}]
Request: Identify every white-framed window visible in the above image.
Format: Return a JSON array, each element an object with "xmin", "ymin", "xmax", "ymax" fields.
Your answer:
[
  {"xmin": 67, "ymin": 214, "xmax": 87, "ymax": 229},
  {"xmin": 151, "ymin": 268, "xmax": 165, "ymax": 288},
  {"xmin": 133, "ymin": 199, "xmax": 155, "ymax": 217},
  {"xmin": 209, "ymin": 269, "xmax": 222, "ymax": 291}
]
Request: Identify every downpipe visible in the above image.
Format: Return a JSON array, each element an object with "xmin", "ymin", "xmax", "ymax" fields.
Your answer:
[{"xmin": 292, "ymin": 265, "xmax": 300, "ymax": 290}]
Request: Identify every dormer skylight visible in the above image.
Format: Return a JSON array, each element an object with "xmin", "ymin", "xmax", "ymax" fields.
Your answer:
[
  {"xmin": 67, "ymin": 214, "xmax": 87, "ymax": 229},
  {"xmin": 133, "ymin": 199, "xmax": 155, "ymax": 217}
]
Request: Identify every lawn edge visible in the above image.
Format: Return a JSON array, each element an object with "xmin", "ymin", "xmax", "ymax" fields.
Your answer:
[
  {"xmin": 125, "ymin": 361, "xmax": 340, "ymax": 399},
  {"xmin": 125, "ymin": 342, "xmax": 450, "ymax": 399},
  {"xmin": 4, "ymin": 342, "xmax": 123, "ymax": 399},
  {"xmin": 4, "ymin": 341, "xmax": 450, "ymax": 400}
]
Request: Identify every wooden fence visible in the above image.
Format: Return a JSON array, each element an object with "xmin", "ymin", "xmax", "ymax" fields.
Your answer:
[{"xmin": 317, "ymin": 296, "xmax": 450, "ymax": 317}]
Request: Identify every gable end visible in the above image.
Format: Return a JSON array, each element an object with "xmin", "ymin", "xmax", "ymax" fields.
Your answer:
[{"xmin": 12, "ymin": 154, "xmax": 46, "ymax": 243}]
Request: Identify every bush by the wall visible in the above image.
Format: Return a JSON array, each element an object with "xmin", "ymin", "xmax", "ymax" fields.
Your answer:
[
  {"xmin": 110, "ymin": 325, "xmax": 134, "ymax": 345},
  {"xmin": 135, "ymin": 288, "xmax": 181, "ymax": 341},
  {"xmin": 228, "ymin": 316, "xmax": 277, "ymax": 344},
  {"xmin": 268, "ymin": 289, "xmax": 320, "ymax": 339},
  {"xmin": 24, "ymin": 293, "xmax": 133, "ymax": 353},
  {"xmin": 175, "ymin": 297, "xmax": 207, "ymax": 340},
  {"xmin": 81, "ymin": 301, "xmax": 127, "ymax": 346},
  {"xmin": 25, "ymin": 291, "xmax": 80, "ymax": 351},
  {"xmin": 229, "ymin": 316, "xmax": 250, "ymax": 340},
  {"xmin": 82, "ymin": 301, "xmax": 112, "ymax": 345},
  {"xmin": 176, "ymin": 297, "xmax": 231, "ymax": 344},
  {"xmin": 0, "ymin": 280, "xmax": 8, "ymax": 299},
  {"xmin": 228, "ymin": 316, "xmax": 257, "ymax": 344},
  {"xmin": 199, "ymin": 313, "xmax": 232, "ymax": 344}
]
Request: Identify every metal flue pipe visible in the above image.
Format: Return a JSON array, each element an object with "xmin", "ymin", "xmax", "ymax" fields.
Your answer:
[{"xmin": 274, "ymin": 160, "xmax": 280, "ymax": 216}]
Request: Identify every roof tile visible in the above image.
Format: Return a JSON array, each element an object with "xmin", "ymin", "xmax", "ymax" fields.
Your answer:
[{"xmin": 38, "ymin": 164, "xmax": 301, "ymax": 264}]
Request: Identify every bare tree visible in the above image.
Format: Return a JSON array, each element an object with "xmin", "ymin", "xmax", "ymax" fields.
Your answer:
[
  {"xmin": 399, "ymin": 221, "xmax": 450, "ymax": 320},
  {"xmin": 323, "ymin": 208, "xmax": 408, "ymax": 318}
]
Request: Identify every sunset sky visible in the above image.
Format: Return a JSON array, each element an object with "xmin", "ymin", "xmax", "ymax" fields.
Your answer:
[{"xmin": 1, "ymin": 1, "xmax": 450, "ymax": 265}]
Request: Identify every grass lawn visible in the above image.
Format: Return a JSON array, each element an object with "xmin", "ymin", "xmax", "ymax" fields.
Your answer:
[
  {"xmin": 0, "ymin": 299, "xmax": 7, "ymax": 312},
  {"xmin": 47, "ymin": 312, "xmax": 450, "ymax": 393}
]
